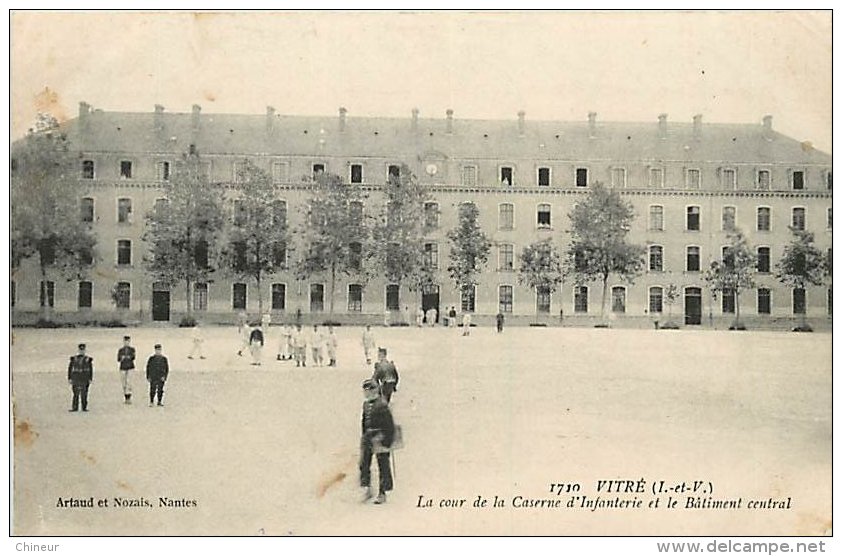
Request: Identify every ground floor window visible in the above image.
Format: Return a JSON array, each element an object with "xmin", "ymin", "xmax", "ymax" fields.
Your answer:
[
  {"xmin": 536, "ymin": 286, "xmax": 551, "ymax": 314},
  {"xmin": 40, "ymin": 281, "xmax": 55, "ymax": 308},
  {"xmin": 649, "ymin": 286, "xmax": 663, "ymax": 314},
  {"xmin": 461, "ymin": 284, "xmax": 476, "ymax": 313},
  {"xmin": 574, "ymin": 286, "xmax": 588, "ymax": 313},
  {"xmin": 194, "ymin": 283, "xmax": 208, "ymax": 311},
  {"xmin": 757, "ymin": 288, "xmax": 771, "ymax": 315},
  {"xmin": 828, "ymin": 288, "xmax": 832, "ymax": 316},
  {"xmin": 271, "ymin": 283, "xmax": 286, "ymax": 311},
  {"xmin": 386, "ymin": 284, "xmax": 400, "ymax": 311},
  {"xmin": 611, "ymin": 286, "xmax": 626, "ymax": 313},
  {"xmin": 499, "ymin": 285, "xmax": 513, "ymax": 313},
  {"xmin": 310, "ymin": 284, "xmax": 324, "ymax": 313},
  {"xmin": 348, "ymin": 284, "xmax": 363, "ymax": 312},
  {"xmin": 793, "ymin": 288, "xmax": 806, "ymax": 315},
  {"xmin": 78, "ymin": 281, "xmax": 92, "ymax": 309},
  {"xmin": 722, "ymin": 288, "xmax": 736, "ymax": 314},
  {"xmin": 114, "ymin": 282, "xmax": 131, "ymax": 309},
  {"xmin": 232, "ymin": 283, "xmax": 247, "ymax": 310}
]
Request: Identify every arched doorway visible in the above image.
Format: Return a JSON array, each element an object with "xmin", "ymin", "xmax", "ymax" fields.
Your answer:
[
  {"xmin": 684, "ymin": 287, "xmax": 702, "ymax": 325},
  {"xmin": 152, "ymin": 282, "xmax": 171, "ymax": 322}
]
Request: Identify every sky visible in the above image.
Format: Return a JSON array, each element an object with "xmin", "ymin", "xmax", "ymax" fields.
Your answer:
[{"xmin": 10, "ymin": 10, "xmax": 832, "ymax": 152}]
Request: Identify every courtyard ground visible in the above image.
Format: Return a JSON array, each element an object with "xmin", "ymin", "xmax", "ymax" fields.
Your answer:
[{"xmin": 10, "ymin": 324, "xmax": 832, "ymax": 536}]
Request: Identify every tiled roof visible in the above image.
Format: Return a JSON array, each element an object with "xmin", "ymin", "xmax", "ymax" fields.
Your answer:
[{"xmin": 61, "ymin": 109, "xmax": 831, "ymax": 165}]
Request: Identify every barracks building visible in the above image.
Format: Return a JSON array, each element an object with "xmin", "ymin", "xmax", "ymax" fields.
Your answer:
[{"xmin": 10, "ymin": 103, "xmax": 833, "ymax": 328}]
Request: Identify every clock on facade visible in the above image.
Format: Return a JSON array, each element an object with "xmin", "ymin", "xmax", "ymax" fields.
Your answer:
[{"xmin": 425, "ymin": 163, "xmax": 438, "ymax": 176}]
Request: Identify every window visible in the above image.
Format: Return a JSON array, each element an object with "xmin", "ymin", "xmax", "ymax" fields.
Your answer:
[
  {"xmin": 154, "ymin": 198, "xmax": 169, "ymax": 215},
  {"xmin": 500, "ymin": 167, "xmax": 513, "ymax": 186},
  {"xmin": 272, "ymin": 241, "xmax": 287, "ymax": 268},
  {"xmin": 310, "ymin": 284, "xmax": 324, "ymax": 312},
  {"xmin": 792, "ymin": 207, "xmax": 806, "ymax": 231},
  {"xmin": 388, "ymin": 165, "xmax": 401, "ymax": 183},
  {"xmin": 312, "ymin": 163, "xmax": 325, "ymax": 179},
  {"xmin": 649, "ymin": 286, "xmax": 663, "ymax": 314},
  {"xmin": 686, "ymin": 246, "xmax": 701, "ymax": 272},
  {"xmin": 386, "ymin": 284, "xmax": 400, "ymax": 311},
  {"xmin": 117, "ymin": 240, "xmax": 132, "ymax": 266},
  {"xmin": 649, "ymin": 167, "xmax": 664, "ymax": 188},
  {"xmin": 649, "ymin": 205, "xmax": 664, "ymax": 231},
  {"xmin": 722, "ymin": 168, "xmax": 737, "ymax": 190},
  {"xmin": 350, "ymin": 164, "xmax": 363, "ymax": 184},
  {"xmin": 80, "ymin": 197, "xmax": 94, "ymax": 223},
  {"xmin": 114, "ymin": 282, "xmax": 130, "ymax": 309},
  {"xmin": 537, "ymin": 167, "xmax": 551, "ymax": 187},
  {"xmin": 232, "ymin": 283, "xmax": 247, "ymax": 310},
  {"xmin": 792, "ymin": 171, "xmax": 804, "ymax": 190},
  {"xmin": 194, "ymin": 240, "xmax": 209, "ymax": 269},
  {"xmin": 272, "ymin": 200, "xmax": 287, "ymax": 228},
  {"xmin": 574, "ymin": 286, "xmax": 588, "ymax": 313},
  {"xmin": 461, "ymin": 166, "xmax": 478, "ymax": 186},
  {"xmin": 348, "ymin": 284, "xmax": 363, "ymax": 312},
  {"xmin": 722, "ymin": 246, "xmax": 735, "ymax": 269},
  {"xmin": 461, "ymin": 284, "xmax": 476, "ymax": 312},
  {"xmin": 349, "ymin": 242, "xmax": 362, "ymax": 271},
  {"xmin": 757, "ymin": 207, "xmax": 771, "ymax": 232},
  {"xmin": 536, "ymin": 286, "xmax": 551, "ymax": 314},
  {"xmin": 722, "ymin": 289, "xmax": 736, "ymax": 314},
  {"xmin": 537, "ymin": 204, "xmax": 551, "ymax": 228},
  {"xmin": 349, "ymin": 200, "xmax": 363, "ymax": 226},
  {"xmin": 793, "ymin": 288, "xmax": 806, "ymax": 315},
  {"xmin": 157, "ymin": 161, "xmax": 171, "ymax": 181},
  {"xmin": 686, "ymin": 206, "xmax": 700, "ymax": 231},
  {"xmin": 117, "ymin": 198, "xmax": 132, "ymax": 223},
  {"xmin": 757, "ymin": 169, "xmax": 770, "ymax": 190},
  {"xmin": 10, "ymin": 281, "xmax": 15, "ymax": 308},
  {"xmin": 232, "ymin": 161, "xmax": 246, "ymax": 183},
  {"xmin": 827, "ymin": 171, "xmax": 833, "ymax": 190},
  {"xmin": 120, "ymin": 160, "xmax": 133, "ymax": 179},
  {"xmin": 827, "ymin": 208, "xmax": 832, "ymax": 230},
  {"xmin": 40, "ymin": 281, "xmax": 55, "ymax": 308},
  {"xmin": 82, "ymin": 160, "xmax": 95, "ymax": 179},
  {"xmin": 828, "ymin": 288, "xmax": 832, "ymax": 316},
  {"xmin": 424, "ymin": 242, "xmax": 438, "ymax": 270},
  {"xmin": 499, "ymin": 203, "xmax": 514, "ymax": 230},
  {"xmin": 757, "ymin": 288, "xmax": 771, "ymax": 315},
  {"xmin": 722, "ymin": 206, "xmax": 736, "ymax": 231},
  {"xmin": 611, "ymin": 167, "xmax": 626, "ymax": 188},
  {"xmin": 575, "ymin": 167, "xmax": 588, "ymax": 188},
  {"xmin": 499, "ymin": 244, "xmax": 514, "ymax": 271},
  {"xmin": 199, "ymin": 160, "xmax": 212, "ymax": 180},
  {"xmin": 271, "ymin": 283, "xmax": 286, "ymax": 311},
  {"xmin": 233, "ymin": 241, "xmax": 247, "ymax": 270},
  {"xmin": 42, "ymin": 241, "xmax": 56, "ymax": 266},
  {"xmin": 649, "ymin": 245, "xmax": 663, "ymax": 272},
  {"xmin": 686, "ymin": 168, "xmax": 701, "ymax": 189},
  {"xmin": 424, "ymin": 202, "xmax": 439, "ymax": 229},
  {"xmin": 233, "ymin": 199, "xmax": 247, "ymax": 226},
  {"xmin": 194, "ymin": 283, "xmax": 208, "ymax": 312},
  {"xmin": 499, "ymin": 285, "xmax": 513, "ymax": 313},
  {"xmin": 272, "ymin": 161, "xmax": 289, "ymax": 183},
  {"xmin": 611, "ymin": 287, "xmax": 626, "ymax": 313},
  {"xmin": 757, "ymin": 247, "xmax": 771, "ymax": 273},
  {"xmin": 78, "ymin": 281, "xmax": 92, "ymax": 309}
]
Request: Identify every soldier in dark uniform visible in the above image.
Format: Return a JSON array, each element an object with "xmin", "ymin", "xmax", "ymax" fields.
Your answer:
[
  {"xmin": 146, "ymin": 344, "xmax": 169, "ymax": 407},
  {"xmin": 372, "ymin": 347, "xmax": 400, "ymax": 404},
  {"xmin": 67, "ymin": 343, "xmax": 94, "ymax": 412},
  {"xmin": 117, "ymin": 335, "xmax": 136, "ymax": 404},
  {"xmin": 359, "ymin": 379, "xmax": 395, "ymax": 504}
]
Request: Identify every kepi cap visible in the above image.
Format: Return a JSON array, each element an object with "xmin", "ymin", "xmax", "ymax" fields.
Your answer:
[
  {"xmin": 362, "ymin": 379, "xmax": 379, "ymax": 391},
  {"xmin": 154, "ymin": 344, "xmax": 162, "ymax": 349},
  {"xmin": 78, "ymin": 343, "xmax": 86, "ymax": 350}
]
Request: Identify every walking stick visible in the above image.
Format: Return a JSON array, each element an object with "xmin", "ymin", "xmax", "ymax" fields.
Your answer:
[{"xmin": 392, "ymin": 450, "xmax": 397, "ymax": 481}]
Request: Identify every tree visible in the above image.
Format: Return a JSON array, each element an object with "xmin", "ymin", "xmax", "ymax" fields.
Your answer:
[
  {"xmin": 293, "ymin": 172, "xmax": 370, "ymax": 315},
  {"xmin": 775, "ymin": 227, "xmax": 826, "ymax": 330},
  {"xmin": 702, "ymin": 230, "xmax": 757, "ymax": 329},
  {"xmin": 517, "ymin": 239, "xmax": 564, "ymax": 314},
  {"xmin": 142, "ymin": 151, "xmax": 225, "ymax": 317},
  {"xmin": 221, "ymin": 159, "xmax": 290, "ymax": 315},
  {"xmin": 564, "ymin": 182, "xmax": 645, "ymax": 324},
  {"xmin": 662, "ymin": 283, "xmax": 680, "ymax": 327},
  {"xmin": 372, "ymin": 164, "xmax": 435, "ymax": 301},
  {"xmin": 11, "ymin": 114, "xmax": 98, "ymax": 318},
  {"xmin": 446, "ymin": 202, "xmax": 491, "ymax": 310}
]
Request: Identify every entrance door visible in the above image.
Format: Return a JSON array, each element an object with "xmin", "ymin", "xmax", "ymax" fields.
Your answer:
[
  {"xmin": 684, "ymin": 287, "xmax": 702, "ymax": 325},
  {"xmin": 152, "ymin": 288, "xmax": 171, "ymax": 321},
  {"xmin": 421, "ymin": 284, "xmax": 440, "ymax": 323}
]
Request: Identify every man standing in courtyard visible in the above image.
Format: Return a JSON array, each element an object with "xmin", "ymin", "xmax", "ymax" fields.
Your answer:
[
  {"xmin": 117, "ymin": 335, "xmax": 135, "ymax": 404},
  {"xmin": 359, "ymin": 378, "xmax": 395, "ymax": 504},
  {"xmin": 496, "ymin": 311, "xmax": 505, "ymax": 333},
  {"xmin": 146, "ymin": 344, "xmax": 169, "ymax": 407},
  {"xmin": 68, "ymin": 343, "xmax": 93, "ymax": 412},
  {"xmin": 372, "ymin": 347, "xmax": 399, "ymax": 404}
]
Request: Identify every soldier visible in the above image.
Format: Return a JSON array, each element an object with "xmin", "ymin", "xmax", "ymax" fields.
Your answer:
[
  {"xmin": 237, "ymin": 321, "xmax": 251, "ymax": 357},
  {"xmin": 359, "ymin": 379, "xmax": 395, "ymax": 504},
  {"xmin": 361, "ymin": 324, "xmax": 377, "ymax": 365},
  {"xmin": 325, "ymin": 325, "xmax": 338, "ymax": 367},
  {"xmin": 146, "ymin": 344, "xmax": 169, "ymax": 407},
  {"xmin": 188, "ymin": 321, "xmax": 206, "ymax": 360},
  {"xmin": 249, "ymin": 324, "xmax": 265, "ymax": 366},
  {"xmin": 117, "ymin": 335, "xmax": 135, "ymax": 404},
  {"xmin": 311, "ymin": 324, "xmax": 325, "ymax": 367},
  {"xmin": 496, "ymin": 311, "xmax": 505, "ymax": 333},
  {"xmin": 462, "ymin": 311, "xmax": 472, "ymax": 336},
  {"xmin": 277, "ymin": 323, "xmax": 293, "ymax": 361},
  {"xmin": 67, "ymin": 343, "xmax": 94, "ymax": 412},
  {"xmin": 292, "ymin": 324, "xmax": 307, "ymax": 367},
  {"xmin": 415, "ymin": 306, "xmax": 425, "ymax": 327},
  {"xmin": 372, "ymin": 347, "xmax": 400, "ymax": 404}
]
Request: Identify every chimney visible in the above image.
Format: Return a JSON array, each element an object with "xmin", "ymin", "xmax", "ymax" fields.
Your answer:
[
  {"xmin": 446, "ymin": 109, "xmax": 454, "ymax": 134},
  {"xmin": 588, "ymin": 111, "xmax": 597, "ymax": 138},
  {"xmin": 338, "ymin": 106, "xmax": 347, "ymax": 132},
  {"xmin": 411, "ymin": 108, "xmax": 419, "ymax": 132},
  {"xmin": 517, "ymin": 110, "xmax": 526, "ymax": 136},
  {"xmin": 154, "ymin": 104, "xmax": 165, "ymax": 139},
  {"xmin": 658, "ymin": 113, "xmax": 668, "ymax": 139},
  {"xmin": 191, "ymin": 104, "xmax": 202, "ymax": 143},
  {"xmin": 79, "ymin": 101, "xmax": 90, "ymax": 121},
  {"xmin": 762, "ymin": 114, "xmax": 773, "ymax": 132},
  {"xmin": 266, "ymin": 106, "xmax": 276, "ymax": 135},
  {"xmin": 692, "ymin": 114, "xmax": 702, "ymax": 139}
]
